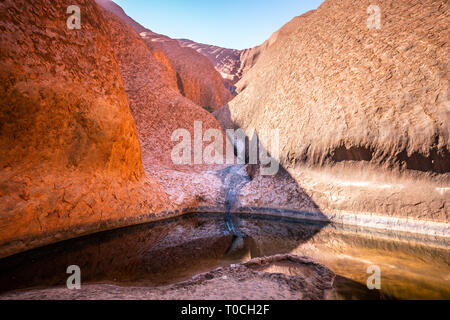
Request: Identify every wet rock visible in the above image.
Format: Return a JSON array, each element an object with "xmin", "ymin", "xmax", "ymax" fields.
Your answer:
[{"xmin": 0, "ymin": 0, "xmax": 229, "ymax": 259}]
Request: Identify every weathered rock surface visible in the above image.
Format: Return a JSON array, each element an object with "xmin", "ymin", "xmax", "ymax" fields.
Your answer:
[
  {"xmin": 223, "ymin": 0, "xmax": 449, "ymax": 222},
  {"xmin": 237, "ymin": 10, "xmax": 316, "ymax": 92},
  {"xmin": 1, "ymin": 0, "xmax": 448, "ymax": 264},
  {"xmin": 94, "ymin": 0, "xmax": 147, "ymax": 34},
  {"xmin": 1, "ymin": 212, "xmax": 447, "ymax": 299},
  {"xmin": 101, "ymin": 9, "xmax": 224, "ymax": 169},
  {"xmin": 96, "ymin": 0, "xmax": 232, "ymax": 111},
  {"xmin": 98, "ymin": 6, "xmax": 229, "ymax": 217},
  {"xmin": 0, "ymin": 0, "xmax": 178, "ymax": 258},
  {"xmin": 0, "ymin": 0, "xmax": 142, "ymax": 176},
  {"xmin": 176, "ymin": 13, "xmax": 319, "ymax": 91}
]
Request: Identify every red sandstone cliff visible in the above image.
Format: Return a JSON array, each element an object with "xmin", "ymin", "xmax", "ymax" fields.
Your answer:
[
  {"xmin": 96, "ymin": 0, "xmax": 232, "ymax": 111},
  {"xmin": 1, "ymin": 0, "xmax": 448, "ymax": 261},
  {"xmin": 0, "ymin": 0, "xmax": 176, "ymax": 257},
  {"xmin": 224, "ymin": 0, "xmax": 449, "ymax": 222},
  {"xmin": 177, "ymin": 39, "xmax": 242, "ymax": 90},
  {"xmin": 100, "ymin": 8, "xmax": 225, "ymax": 169}
]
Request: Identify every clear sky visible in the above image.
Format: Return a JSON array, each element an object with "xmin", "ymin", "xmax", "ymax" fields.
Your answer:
[{"xmin": 113, "ymin": 0, "xmax": 324, "ymax": 50}]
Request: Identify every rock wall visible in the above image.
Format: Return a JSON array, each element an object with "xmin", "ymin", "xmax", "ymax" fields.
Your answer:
[
  {"xmin": 177, "ymin": 39, "xmax": 242, "ymax": 88},
  {"xmin": 226, "ymin": 0, "xmax": 449, "ymax": 221},
  {"xmin": 0, "ymin": 0, "xmax": 173, "ymax": 258},
  {"xmin": 0, "ymin": 0, "xmax": 143, "ymax": 176},
  {"xmin": 176, "ymin": 12, "xmax": 318, "ymax": 92},
  {"xmin": 0, "ymin": 0, "xmax": 235, "ymax": 259},
  {"xmin": 237, "ymin": 10, "xmax": 316, "ymax": 92},
  {"xmin": 101, "ymin": 9, "xmax": 224, "ymax": 169},
  {"xmin": 96, "ymin": 0, "xmax": 232, "ymax": 111},
  {"xmin": 1, "ymin": 0, "xmax": 448, "ymax": 260}
]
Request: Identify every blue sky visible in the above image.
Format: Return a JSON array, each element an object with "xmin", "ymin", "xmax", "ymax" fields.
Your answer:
[{"xmin": 113, "ymin": 0, "xmax": 324, "ymax": 50}]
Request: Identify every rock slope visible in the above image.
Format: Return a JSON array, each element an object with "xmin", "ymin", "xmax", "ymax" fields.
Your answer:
[
  {"xmin": 177, "ymin": 15, "xmax": 320, "ymax": 91},
  {"xmin": 236, "ymin": 10, "xmax": 317, "ymax": 92},
  {"xmin": 225, "ymin": 0, "xmax": 449, "ymax": 222},
  {"xmin": 177, "ymin": 39, "xmax": 242, "ymax": 90},
  {"xmin": 0, "ymin": 0, "xmax": 230, "ymax": 259},
  {"xmin": 96, "ymin": 0, "xmax": 232, "ymax": 111},
  {"xmin": 101, "ymin": 9, "xmax": 224, "ymax": 169},
  {"xmin": 0, "ymin": 0, "xmax": 176, "ymax": 257}
]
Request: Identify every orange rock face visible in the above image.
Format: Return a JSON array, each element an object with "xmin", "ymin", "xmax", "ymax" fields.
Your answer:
[
  {"xmin": 231, "ymin": 0, "xmax": 449, "ymax": 172},
  {"xmin": 0, "ymin": 0, "xmax": 171, "ymax": 258},
  {"xmin": 237, "ymin": 10, "xmax": 316, "ymax": 92},
  {"xmin": 100, "ymin": 8, "xmax": 225, "ymax": 169},
  {"xmin": 96, "ymin": 0, "xmax": 232, "ymax": 111},
  {"xmin": 0, "ymin": 0, "xmax": 143, "ymax": 176},
  {"xmin": 0, "ymin": 0, "xmax": 233, "ymax": 258},
  {"xmin": 178, "ymin": 39, "xmax": 242, "ymax": 89}
]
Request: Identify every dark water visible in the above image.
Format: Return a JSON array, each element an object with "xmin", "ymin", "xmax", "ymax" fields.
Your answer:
[{"xmin": 0, "ymin": 213, "xmax": 449, "ymax": 299}]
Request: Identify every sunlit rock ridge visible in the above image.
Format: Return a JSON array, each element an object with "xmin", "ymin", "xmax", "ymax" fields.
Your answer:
[{"xmin": 224, "ymin": 0, "xmax": 449, "ymax": 223}]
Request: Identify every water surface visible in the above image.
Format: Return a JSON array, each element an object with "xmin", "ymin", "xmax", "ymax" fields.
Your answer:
[{"xmin": 0, "ymin": 213, "xmax": 448, "ymax": 299}]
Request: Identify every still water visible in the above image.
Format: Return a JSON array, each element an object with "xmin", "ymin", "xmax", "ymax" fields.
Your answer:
[{"xmin": 0, "ymin": 213, "xmax": 449, "ymax": 299}]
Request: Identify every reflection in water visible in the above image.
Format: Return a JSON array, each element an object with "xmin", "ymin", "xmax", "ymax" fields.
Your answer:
[{"xmin": 0, "ymin": 213, "xmax": 449, "ymax": 299}]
